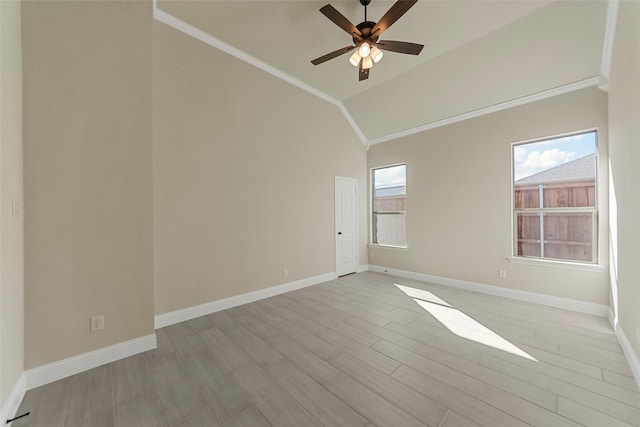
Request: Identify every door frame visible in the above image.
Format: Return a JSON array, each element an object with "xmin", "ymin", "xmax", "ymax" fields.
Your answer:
[{"xmin": 335, "ymin": 176, "xmax": 359, "ymax": 277}]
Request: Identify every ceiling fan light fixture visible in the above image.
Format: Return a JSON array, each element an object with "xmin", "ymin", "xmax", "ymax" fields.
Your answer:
[
  {"xmin": 358, "ymin": 42, "xmax": 371, "ymax": 57},
  {"xmin": 349, "ymin": 50, "xmax": 362, "ymax": 67},
  {"xmin": 311, "ymin": 1, "xmax": 424, "ymax": 82},
  {"xmin": 370, "ymin": 46, "xmax": 383, "ymax": 63},
  {"xmin": 362, "ymin": 55, "xmax": 373, "ymax": 70}
]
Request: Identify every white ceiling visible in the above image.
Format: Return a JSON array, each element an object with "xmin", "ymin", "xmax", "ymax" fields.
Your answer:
[{"xmin": 155, "ymin": 0, "xmax": 610, "ymax": 143}]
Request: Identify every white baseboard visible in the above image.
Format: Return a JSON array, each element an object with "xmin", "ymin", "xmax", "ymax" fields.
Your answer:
[
  {"xmin": 368, "ymin": 265, "xmax": 637, "ymax": 387},
  {"xmin": 1, "ymin": 373, "xmax": 26, "ymax": 425},
  {"xmin": 608, "ymin": 307, "xmax": 616, "ymax": 330},
  {"xmin": 155, "ymin": 272, "xmax": 336, "ymax": 329},
  {"xmin": 368, "ymin": 265, "xmax": 609, "ymax": 317},
  {"xmin": 16, "ymin": 269, "xmax": 349, "ymax": 397},
  {"xmin": 609, "ymin": 316, "xmax": 640, "ymax": 390},
  {"xmin": 616, "ymin": 326, "xmax": 640, "ymax": 389},
  {"xmin": 357, "ymin": 264, "xmax": 370, "ymax": 273},
  {"xmin": 25, "ymin": 334, "xmax": 157, "ymax": 390}
]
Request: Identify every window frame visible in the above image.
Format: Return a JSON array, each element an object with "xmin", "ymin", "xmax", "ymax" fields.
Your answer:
[
  {"xmin": 511, "ymin": 129, "xmax": 599, "ymax": 265},
  {"xmin": 370, "ymin": 163, "xmax": 407, "ymax": 249}
]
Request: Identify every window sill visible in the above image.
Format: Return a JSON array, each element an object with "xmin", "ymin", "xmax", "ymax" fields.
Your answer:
[
  {"xmin": 369, "ymin": 243, "xmax": 408, "ymax": 251},
  {"xmin": 507, "ymin": 256, "xmax": 606, "ymax": 272}
]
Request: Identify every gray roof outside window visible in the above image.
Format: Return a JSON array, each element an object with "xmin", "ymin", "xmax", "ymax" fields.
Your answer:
[{"xmin": 515, "ymin": 154, "xmax": 596, "ymax": 185}]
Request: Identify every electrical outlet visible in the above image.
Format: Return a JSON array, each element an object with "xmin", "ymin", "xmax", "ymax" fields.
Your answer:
[
  {"xmin": 283, "ymin": 269, "xmax": 289, "ymax": 278},
  {"xmin": 499, "ymin": 270, "xmax": 507, "ymax": 279},
  {"xmin": 90, "ymin": 315, "xmax": 104, "ymax": 332}
]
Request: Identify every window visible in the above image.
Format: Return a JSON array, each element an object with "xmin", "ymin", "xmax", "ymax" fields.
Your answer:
[
  {"xmin": 372, "ymin": 164, "xmax": 406, "ymax": 247},
  {"xmin": 513, "ymin": 131, "xmax": 598, "ymax": 263}
]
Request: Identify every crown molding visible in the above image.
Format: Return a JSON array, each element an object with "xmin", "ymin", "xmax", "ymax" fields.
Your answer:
[
  {"xmin": 152, "ymin": 1, "xmax": 367, "ymax": 146},
  {"xmin": 153, "ymin": 1, "xmax": 607, "ymax": 148},
  {"xmin": 367, "ymin": 77, "xmax": 601, "ymax": 146},
  {"xmin": 338, "ymin": 102, "xmax": 368, "ymax": 144},
  {"xmin": 599, "ymin": 0, "xmax": 620, "ymax": 92}
]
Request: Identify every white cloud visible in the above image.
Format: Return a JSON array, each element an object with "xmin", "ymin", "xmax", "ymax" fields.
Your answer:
[
  {"xmin": 522, "ymin": 148, "xmax": 576, "ymax": 169},
  {"xmin": 375, "ymin": 165, "xmax": 406, "ymax": 187},
  {"xmin": 513, "ymin": 146, "xmax": 527, "ymax": 162},
  {"xmin": 515, "ymin": 148, "xmax": 576, "ymax": 180}
]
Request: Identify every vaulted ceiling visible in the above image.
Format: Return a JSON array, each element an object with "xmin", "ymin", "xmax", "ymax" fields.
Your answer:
[{"xmin": 155, "ymin": 0, "xmax": 610, "ymax": 144}]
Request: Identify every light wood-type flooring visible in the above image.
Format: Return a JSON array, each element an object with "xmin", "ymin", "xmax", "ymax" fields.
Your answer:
[{"xmin": 13, "ymin": 271, "xmax": 640, "ymax": 426}]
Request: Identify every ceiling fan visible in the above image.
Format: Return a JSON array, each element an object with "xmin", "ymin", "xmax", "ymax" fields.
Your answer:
[{"xmin": 311, "ymin": 0, "xmax": 424, "ymax": 81}]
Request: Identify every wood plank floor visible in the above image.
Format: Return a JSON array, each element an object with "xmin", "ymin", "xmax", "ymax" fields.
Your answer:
[{"xmin": 13, "ymin": 271, "xmax": 640, "ymax": 427}]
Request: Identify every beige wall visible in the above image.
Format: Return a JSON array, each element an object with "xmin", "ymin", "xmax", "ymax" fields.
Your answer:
[
  {"xmin": 1, "ymin": 0, "xmax": 24, "ymax": 405},
  {"xmin": 609, "ymin": 1, "xmax": 640, "ymax": 359},
  {"xmin": 368, "ymin": 87, "xmax": 609, "ymax": 305},
  {"xmin": 22, "ymin": 1, "xmax": 154, "ymax": 368},
  {"xmin": 153, "ymin": 22, "xmax": 368, "ymax": 315}
]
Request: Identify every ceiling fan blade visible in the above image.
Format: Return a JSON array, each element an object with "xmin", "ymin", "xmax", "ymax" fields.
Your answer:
[
  {"xmin": 376, "ymin": 40, "xmax": 424, "ymax": 55},
  {"xmin": 320, "ymin": 4, "xmax": 362, "ymax": 39},
  {"xmin": 311, "ymin": 45, "xmax": 356, "ymax": 65},
  {"xmin": 371, "ymin": 0, "xmax": 418, "ymax": 38},
  {"xmin": 359, "ymin": 60, "xmax": 370, "ymax": 81}
]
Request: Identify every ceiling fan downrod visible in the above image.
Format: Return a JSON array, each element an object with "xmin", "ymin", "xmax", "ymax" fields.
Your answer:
[{"xmin": 361, "ymin": 0, "xmax": 371, "ymax": 22}]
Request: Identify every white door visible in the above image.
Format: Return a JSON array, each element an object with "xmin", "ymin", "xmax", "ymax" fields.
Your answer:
[{"xmin": 335, "ymin": 177, "xmax": 358, "ymax": 277}]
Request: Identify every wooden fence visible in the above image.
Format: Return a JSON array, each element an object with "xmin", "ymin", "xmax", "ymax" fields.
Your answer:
[
  {"xmin": 514, "ymin": 182, "xmax": 595, "ymax": 209},
  {"xmin": 373, "ymin": 195, "xmax": 406, "ymax": 246},
  {"xmin": 374, "ymin": 195, "xmax": 406, "ymax": 212},
  {"xmin": 514, "ymin": 181, "xmax": 595, "ymax": 262}
]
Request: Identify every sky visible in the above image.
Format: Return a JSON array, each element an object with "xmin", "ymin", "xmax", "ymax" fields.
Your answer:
[
  {"xmin": 513, "ymin": 131, "xmax": 597, "ymax": 181},
  {"xmin": 374, "ymin": 164, "xmax": 406, "ymax": 188}
]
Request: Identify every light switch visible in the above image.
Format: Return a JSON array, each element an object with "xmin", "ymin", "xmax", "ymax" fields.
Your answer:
[{"xmin": 11, "ymin": 198, "xmax": 21, "ymax": 218}]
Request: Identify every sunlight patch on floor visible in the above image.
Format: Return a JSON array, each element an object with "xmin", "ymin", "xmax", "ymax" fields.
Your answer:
[{"xmin": 395, "ymin": 284, "xmax": 537, "ymax": 361}]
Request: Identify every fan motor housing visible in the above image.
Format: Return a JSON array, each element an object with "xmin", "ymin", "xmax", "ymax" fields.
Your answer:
[{"xmin": 354, "ymin": 21, "xmax": 378, "ymax": 44}]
